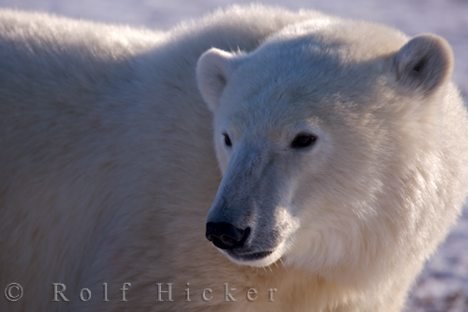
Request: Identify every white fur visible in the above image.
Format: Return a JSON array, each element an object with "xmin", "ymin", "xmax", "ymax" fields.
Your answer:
[{"xmin": 0, "ymin": 5, "xmax": 467, "ymax": 312}]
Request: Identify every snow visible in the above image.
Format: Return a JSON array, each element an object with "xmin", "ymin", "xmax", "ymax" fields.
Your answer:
[{"xmin": 0, "ymin": 1, "xmax": 466, "ymax": 310}]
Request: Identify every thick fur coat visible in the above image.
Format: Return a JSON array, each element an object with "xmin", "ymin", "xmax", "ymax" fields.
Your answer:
[{"xmin": 0, "ymin": 5, "xmax": 467, "ymax": 312}]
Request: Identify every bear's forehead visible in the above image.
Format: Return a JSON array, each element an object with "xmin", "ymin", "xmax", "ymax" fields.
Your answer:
[
  {"xmin": 220, "ymin": 73, "xmax": 381, "ymax": 134},
  {"xmin": 225, "ymin": 50, "xmax": 382, "ymax": 116},
  {"xmin": 219, "ymin": 20, "xmax": 408, "ymax": 129},
  {"xmin": 228, "ymin": 21, "xmax": 407, "ymax": 99}
]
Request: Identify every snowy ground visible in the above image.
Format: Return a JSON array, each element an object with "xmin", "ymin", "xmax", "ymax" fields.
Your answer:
[{"xmin": 1, "ymin": 0, "xmax": 466, "ymax": 311}]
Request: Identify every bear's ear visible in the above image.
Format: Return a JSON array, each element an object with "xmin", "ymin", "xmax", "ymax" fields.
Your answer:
[
  {"xmin": 393, "ymin": 34, "xmax": 453, "ymax": 94},
  {"xmin": 196, "ymin": 48, "xmax": 237, "ymax": 112}
]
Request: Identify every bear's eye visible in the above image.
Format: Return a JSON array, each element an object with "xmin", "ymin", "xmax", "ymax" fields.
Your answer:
[
  {"xmin": 290, "ymin": 133, "xmax": 318, "ymax": 149},
  {"xmin": 222, "ymin": 133, "xmax": 232, "ymax": 148}
]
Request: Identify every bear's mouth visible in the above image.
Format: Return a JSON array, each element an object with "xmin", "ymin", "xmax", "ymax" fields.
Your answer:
[
  {"xmin": 218, "ymin": 241, "xmax": 287, "ymax": 267},
  {"xmin": 226, "ymin": 250, "xmax": 273, "ymax": 261}
]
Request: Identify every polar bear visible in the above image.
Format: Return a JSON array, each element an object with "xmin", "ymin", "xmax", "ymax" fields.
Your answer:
[{"xmin": 0, "ymin": 4, "xmax": 467, "ymax": 312}]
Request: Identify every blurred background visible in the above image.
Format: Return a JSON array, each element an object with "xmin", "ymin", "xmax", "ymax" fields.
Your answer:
[{"xmin": 0, "ymin": 0, "xmax": 466, "ymax": 310}]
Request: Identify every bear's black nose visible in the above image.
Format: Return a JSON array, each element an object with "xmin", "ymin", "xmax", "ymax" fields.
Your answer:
[{"xmin": 205, "ymin": 222, "xmax": 250, "ymax": 250}]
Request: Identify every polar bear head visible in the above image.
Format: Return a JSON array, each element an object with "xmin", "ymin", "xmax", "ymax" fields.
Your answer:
[{"xmin": 196, "ymin": 18, "xmax": 454, "ymax": 279}]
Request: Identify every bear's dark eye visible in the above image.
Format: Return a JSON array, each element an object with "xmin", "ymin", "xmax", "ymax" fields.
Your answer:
[
  {"xmin": 223, "ymin": 133, "xmax": 232, "ymax": 147},
  {"xmin": 291, "ymin": 133, "xmax": 318, "ymax": 149}
]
